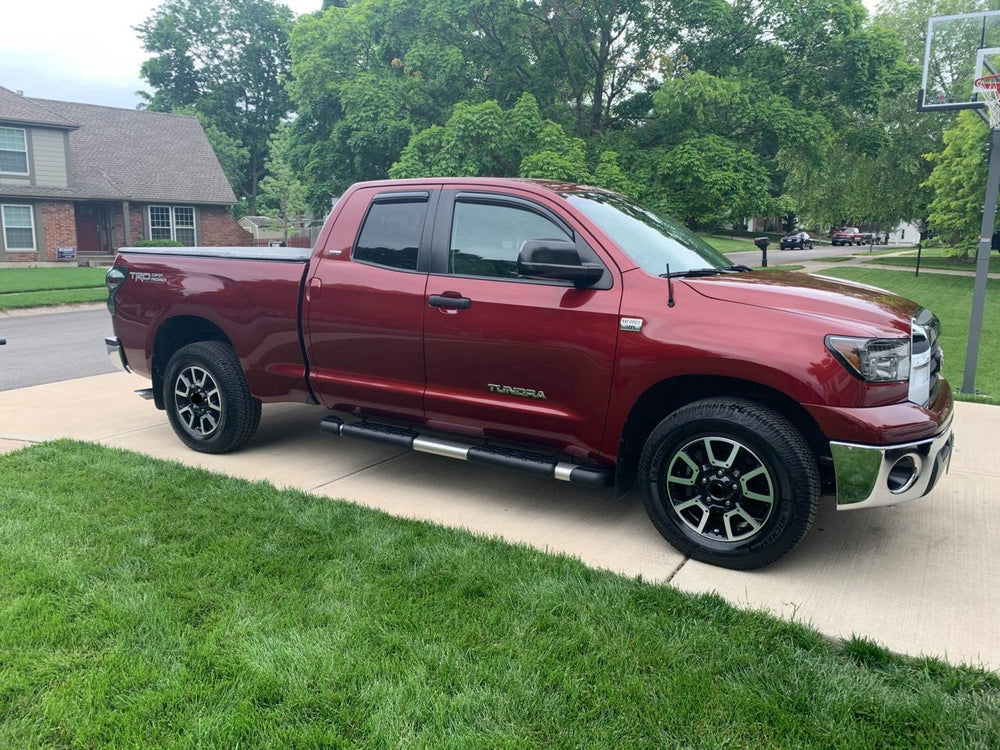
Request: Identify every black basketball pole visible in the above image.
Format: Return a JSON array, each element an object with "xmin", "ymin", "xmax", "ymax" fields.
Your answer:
[{"xmin": 960, "ymin": 126, "xmax": 1000, "ymax": 394}]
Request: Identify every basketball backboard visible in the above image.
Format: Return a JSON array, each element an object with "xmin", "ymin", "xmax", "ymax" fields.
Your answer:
[{"xmin": 918, "ymin": 10, "xmax": 1000, "ymax": 111}]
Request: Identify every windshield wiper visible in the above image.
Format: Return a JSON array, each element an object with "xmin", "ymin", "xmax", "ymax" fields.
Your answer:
[{"xmin": 659, "ymin": 265, "xmax": 752, "ymax": 278}]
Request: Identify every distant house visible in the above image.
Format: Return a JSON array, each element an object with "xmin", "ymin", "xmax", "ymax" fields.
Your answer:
[
  {"xmin": 238, "ymin": 215, "xmax": 286, "ymax": 241},
  {"xmin": 0, "ymin": 85, "xmax": 248, "ymax": 263}
]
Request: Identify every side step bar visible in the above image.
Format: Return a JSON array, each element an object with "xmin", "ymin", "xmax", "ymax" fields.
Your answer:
[{"xmin": 320, "ymin": 416, "xmax": 612, "ymax": 488}]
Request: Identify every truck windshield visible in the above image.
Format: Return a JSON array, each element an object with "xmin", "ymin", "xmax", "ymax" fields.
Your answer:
[{"xmin": 564, "ymin": 192, "xmax": 731, "ymax": 275}]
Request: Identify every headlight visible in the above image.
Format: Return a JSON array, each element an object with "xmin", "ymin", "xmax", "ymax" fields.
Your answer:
[{"xmin": 826, "ymin": 335, "xmax": 910, "ymax": 382}]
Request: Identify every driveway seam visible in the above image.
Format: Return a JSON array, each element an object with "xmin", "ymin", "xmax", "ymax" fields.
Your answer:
[
  {"xmin": 307, "ymin": 451, "xmax": 409, "ymax": 492},
  {"xmin": 664, "ymin": 557, "xmax": 689, "ymax": 583}
]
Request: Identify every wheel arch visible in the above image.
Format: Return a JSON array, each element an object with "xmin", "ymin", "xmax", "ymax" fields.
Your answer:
[
  {"xmin": 151, "ymin": 316, "xmax": 233, "ymax": 409},
  {"xmin": 615, "ymin": 375, "xmax": 830, "ymax": 496}
]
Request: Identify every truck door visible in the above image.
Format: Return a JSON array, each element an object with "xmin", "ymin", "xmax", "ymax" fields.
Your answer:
[
  {"xmin": 304, "ymin": 188, "xmax": 436, "ymax": 421},
  {"xmin": 422, "ymin": 190, "xmax": 622, "ymax": 460}
]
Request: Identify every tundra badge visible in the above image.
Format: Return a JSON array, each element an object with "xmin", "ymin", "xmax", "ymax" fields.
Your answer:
[{"xmin": 488, "ymin": 384, "xmax": 547, "ymax": 400}]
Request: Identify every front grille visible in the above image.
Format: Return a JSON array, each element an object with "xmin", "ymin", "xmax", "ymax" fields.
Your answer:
[{"xmin": 910, "ymin": 308, "xmax": 941, "ymax": 406}]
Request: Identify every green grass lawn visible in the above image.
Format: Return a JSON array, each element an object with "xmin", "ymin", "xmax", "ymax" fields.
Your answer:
[
  {"xmin": 0, "ymin": 440, "xmax": 997, "ymax": 748},
  {"xmin": 0, "ymin": 267, "xmax": 107, "ymax": 310},
  {"xmin": 861, "ymin": 247, "xmax": 1000, "ymax": 274},
  {"xmin": 697, "ymin": 234, "xmax": 760, "ymax": 253},
  {"xmin": 815, "ymin": 267, "xmax": 1000, "ymax": 401}
]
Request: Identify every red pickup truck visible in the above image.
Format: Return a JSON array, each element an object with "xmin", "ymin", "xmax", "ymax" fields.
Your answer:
[
  {"xmin": 105, "ymin": 178, "xmax": 953, "ymax": 569},
  {"xmin": 831, "ymin": 227, "xmax": 863, "ymax": 246}
]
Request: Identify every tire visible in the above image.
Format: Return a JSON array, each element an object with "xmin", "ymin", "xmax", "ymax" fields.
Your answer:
[
  {"xmin": 637, "ymin": 398, "xmax": 820, "ymax": 570},
  {"xmin": 163, "ymin": 341, "xmax": 262, "ymax": 454}
]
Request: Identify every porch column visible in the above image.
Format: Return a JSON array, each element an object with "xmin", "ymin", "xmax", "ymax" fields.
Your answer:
[{"xmin": 121, "ymin": 200, "xmax": 131, "ymax": 246}]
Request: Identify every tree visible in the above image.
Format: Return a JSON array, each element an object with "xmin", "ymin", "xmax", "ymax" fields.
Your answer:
[
  {"xmin": 518, "ymin": 0, "xmax": 675, "ymax": 135},
  {"xmin": 287, "ymin": 0, "xmax": 550, "ymax": 212},
  {"xmin": 642, "ymin": 0, "xmax": 914, "ymax": 227},
  {"xmin": 923, "ymin": 110, "xmax": 991, "ymax": 253},
  {"xmin": 869, "ymin": 0, "xmax": 996, "ymax": 233},
  {"xmin": 647, "ymin": 136, "xmax": 771, "ymax": 227},
  {"xmin": 389, "ymin": 93, "xmax": 596, "ymax": 183},
  {"xmin": 257, "ymin": 124, "xmax": 308, "ymax": 241},
  {"xmin": 136, "ymin": 0, "xmax": 294, "ymax": 213}
]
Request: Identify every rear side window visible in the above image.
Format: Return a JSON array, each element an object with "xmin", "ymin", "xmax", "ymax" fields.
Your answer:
[{"xmin": 354, "ymin": 199, "xmax": 427, "ymax": 271}]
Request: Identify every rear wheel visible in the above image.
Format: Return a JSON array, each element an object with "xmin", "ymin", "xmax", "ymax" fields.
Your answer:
[
  {"xmin": 163, "ymin": 341, "xmax": 261, "ymax": 454},
  {"xmin": 638, "ymin": 398, "xmax": 820, "ymax": 569}
]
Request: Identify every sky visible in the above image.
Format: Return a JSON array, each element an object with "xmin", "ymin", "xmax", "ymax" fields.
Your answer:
[
  {"xmin": 0, "ymin": 0, "xmax": 321, "ymax": 109},
  {"xmin": 2, "ymin": 0, "xmax": 886, "ymax": 110}
]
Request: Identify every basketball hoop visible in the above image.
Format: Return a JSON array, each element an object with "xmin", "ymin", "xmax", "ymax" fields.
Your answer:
[{"xmin": 975, "ymin": 73, "xmax": 1000, "ymax": 129}]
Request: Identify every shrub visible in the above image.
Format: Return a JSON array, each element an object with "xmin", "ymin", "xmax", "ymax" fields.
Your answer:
[{"xmin": 130, "ymin": 239, "xmax": 184, "ymax": 248}]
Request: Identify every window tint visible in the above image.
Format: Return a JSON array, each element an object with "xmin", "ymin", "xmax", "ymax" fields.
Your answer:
[
  {"xmin": 450, "ymin": 201, "xmax": 571, "ymax": 279},
  {"xmin": 354, "ymin": 199, "xmax": 427, "ymax": 271}
]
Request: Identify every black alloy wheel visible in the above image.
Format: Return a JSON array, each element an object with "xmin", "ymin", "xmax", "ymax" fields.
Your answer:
[
  {"xmin": 638, "ymin": 398, "xmax": 820, "ymax": 569},
  {"xmin": 163, "ymin": 341, "xmax": 261, "ymax": 454}
]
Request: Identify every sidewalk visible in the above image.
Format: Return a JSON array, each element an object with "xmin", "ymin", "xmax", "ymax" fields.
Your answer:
[
  {"xmin": 796, "ymin": 249, "xmax": 1000, "ymax": 279},
  {"xmin": 1, "ymin": 372, "xmax": 997, "ymax": 671}
]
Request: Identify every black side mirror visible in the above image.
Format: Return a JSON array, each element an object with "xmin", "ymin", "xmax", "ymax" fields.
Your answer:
[{"xmin": 517, "ymin": 239, "xmax": 604, "ymax": 288}]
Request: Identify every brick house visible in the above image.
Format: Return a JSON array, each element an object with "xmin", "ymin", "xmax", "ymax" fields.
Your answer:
[{"xmin": 0, "ymin": 85, "xmax": 248, "ymax": 263}]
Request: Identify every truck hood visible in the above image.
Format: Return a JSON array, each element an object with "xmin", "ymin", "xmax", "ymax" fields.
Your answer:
[{"xmin": 684, "ymin": 271, "xmax": 917, "ymax": 335}]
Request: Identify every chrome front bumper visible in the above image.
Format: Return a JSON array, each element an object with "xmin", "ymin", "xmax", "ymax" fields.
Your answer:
[
  {"xmin": 831, "ymin": 418, "xmax": 954, "ymax": 510},
  {"xmin": 104, "ymin": 336, "xmax": 131, "ymax": 373}
]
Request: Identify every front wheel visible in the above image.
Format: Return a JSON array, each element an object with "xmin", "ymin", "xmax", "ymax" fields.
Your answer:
[
  {"xmin": 638, "ymin": 398, "xmax": 820, "ymax": 570},
  {"xmin": 163, "ymin": 341, "xmax": 261, "ymax": 454}
]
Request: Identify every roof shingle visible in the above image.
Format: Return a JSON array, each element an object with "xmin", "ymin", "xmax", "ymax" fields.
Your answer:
[
  {"xmin": 0, "ymin": 86, "xmax": 76, "ymax": 128},
  {"xmin": 0, "ymin": 86, "xmax": 236, "ymax": 205}
]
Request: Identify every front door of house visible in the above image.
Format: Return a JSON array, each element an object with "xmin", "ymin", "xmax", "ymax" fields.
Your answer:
[{"xmin": 74, "ymin": 204, "xmax": 110, "ymax": 254}]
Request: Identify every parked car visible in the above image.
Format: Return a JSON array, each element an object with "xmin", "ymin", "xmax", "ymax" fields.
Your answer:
[
  {"xmin": 105, "ymin": 177, "xmax": 953, "ymax": 570},
  {"xmin": 831, "ymin": 227, "xmax": 863, "ymax": 246},
  {"xmin": 780, "ymin": 231, "xmax": 813, "ymax": 250}
]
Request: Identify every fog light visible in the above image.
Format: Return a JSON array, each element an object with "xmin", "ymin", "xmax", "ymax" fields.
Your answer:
[{"xmin": 887, "ymin": 453, "xmax": 922, "ymax": 494}]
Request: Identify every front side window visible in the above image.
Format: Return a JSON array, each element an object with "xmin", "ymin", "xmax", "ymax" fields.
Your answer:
[
  {"xmin": 449, "ymin": 201, "xmax": 571, "ymax": 279},
  {"xmin": 353, "ymin": 198, "xmax": 427, "ymax": 271},
  {"xmin": 0, "ymin": 127, "xmax": 28, "ymax": 175},
  {"xmin": 1, "ymin": 204, "xmax": 36, "ymax": 250},
  {"xmin": 149, "ymin": 205, "xmax": 196, "ymax": 244}
]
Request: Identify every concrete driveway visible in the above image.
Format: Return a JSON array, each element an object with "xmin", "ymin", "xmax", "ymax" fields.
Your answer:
[{"xmin": 1, "ymin": 372, "xmax": 996, "ymax": 671}]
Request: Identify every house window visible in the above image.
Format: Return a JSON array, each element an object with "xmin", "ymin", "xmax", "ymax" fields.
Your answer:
[
  {"xmin": 149, "ymin": 205, "xmax": 196, "ymax": 244},
  {"xmin": 0, "ymin": 127, "xmax": 28, "ymax": 175},
  {"xmin": 1, "ymin": 204, "xmax": 36, "ymax": 250}
]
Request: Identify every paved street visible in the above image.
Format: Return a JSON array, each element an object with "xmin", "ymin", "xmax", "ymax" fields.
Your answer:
[
  {"xmin": 727, "ymin": 240, "xmax": 912, "ymax": 269},
  {"xmin": 0, "ymin": 305, "xmax": 114, "ymax": 391}
]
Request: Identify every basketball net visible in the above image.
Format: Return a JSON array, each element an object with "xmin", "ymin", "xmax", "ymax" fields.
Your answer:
[{"xmin": 975, "ymin": 74, "xmax": 1000, "ymax": 129}]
